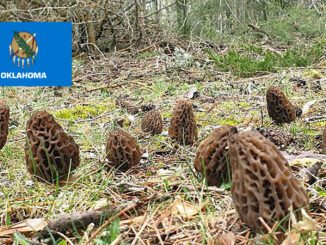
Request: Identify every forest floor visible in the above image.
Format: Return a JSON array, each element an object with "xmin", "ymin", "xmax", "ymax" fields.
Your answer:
[{"xmin": 0, "ymin": 42, "xmax": 325, "ymax": 244}]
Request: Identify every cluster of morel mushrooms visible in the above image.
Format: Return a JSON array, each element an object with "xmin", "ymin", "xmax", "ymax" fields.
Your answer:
[{"xmin": 0, "ymin": 86, "xmax": 325, "ymax": 234}]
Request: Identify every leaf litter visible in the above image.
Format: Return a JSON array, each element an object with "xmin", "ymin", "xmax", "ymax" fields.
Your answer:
[{"xmin": 0, "ymin": 45, "xmax": 325, "ymax": 244}]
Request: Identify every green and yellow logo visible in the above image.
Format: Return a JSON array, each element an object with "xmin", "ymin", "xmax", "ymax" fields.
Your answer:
[{"xmin": 9, "ymin": 32, "xmax": 38, "ymax": 68}]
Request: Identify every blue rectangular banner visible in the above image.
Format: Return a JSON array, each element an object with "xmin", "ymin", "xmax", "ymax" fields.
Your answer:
[{"xmin": 0, "ymin": 22, "xmax": 72, "ymax": 86}]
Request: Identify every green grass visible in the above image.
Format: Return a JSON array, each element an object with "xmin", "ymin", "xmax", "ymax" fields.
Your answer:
[
  {"xmin": 55, "ymin": 104, "xmax": 108, "ymax": 120},
  {"xmin": 206, "ymin": 38, "xmax": 326, "ymax": 77},
  {"xmin": 0, "ymin": 49, "xmax": 324, "ymax": 244}
]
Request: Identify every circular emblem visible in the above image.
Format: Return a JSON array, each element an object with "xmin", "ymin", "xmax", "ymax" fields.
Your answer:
[{"xmin": 9, "ymin": 32, "xmax": 38, "ymax": 68}]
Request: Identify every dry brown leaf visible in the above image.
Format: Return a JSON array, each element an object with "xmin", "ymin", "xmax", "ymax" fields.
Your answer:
[
  {"xmin": 120, "ymin": 215, "xmax": 146, "ymax": 225},
  {"xmin": 170, "ymin": 196, "xmax": 204, "ymax": 219},
  {"xmin": 0, "ymin": 218, "xmax": 47, "ymax": 236},
  {"xmin": 301, "ymin": 100, "xmax": 317, "ymax": 115},
  {"xmin": 215, "ymin": 232, "xmax": 236, "ymax": 245},
  {"xmin": 282, "ymin": 150, "xmax": 326, "ymax": 164},
  {"xmin": 92, "ymin": 198, "xmax": 108, "ymax": 210},
  {"xmin": 292, "ymin": 209, "xmax": 317, "ymax": 231},
  {"xmin": 282, "ymin": 232, "xmax": 302, "ymax": 245},
  {"xmin": 282, "ymin": 208, "xmax": 317, "ymax": 245},
  {"xmin": 290, "ymin": 157, "xmax": 325, "ymax": 167}
]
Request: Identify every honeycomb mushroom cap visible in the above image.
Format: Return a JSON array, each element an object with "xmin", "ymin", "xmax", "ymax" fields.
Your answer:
[
  {"xmin": 116, "ymin": 99, "xmax": 139, "ymax": 114},
  {"xmin": 256, "ymin": 127, "xmax": 293, "ymax": 150},
  {"xmin": 0, "ymin": 103, "xmax": 9, "ymax": 150},
  {"xmin": 194, "ymin": 125, "xmax": 237, "ymax": 186},
  {"xmin": 266, "ymin": 86, "xmax": 296, "ymax": 124},
  {"xmin": 168, "ymin": 99, "xmax": 198, "ymax": 145},
  {"xmin": 25, "ymin": 111, "xmax": 80, "ymax": 184},
  {"xmin": 141, "ymin": 110, "xmax": 163, "ymax": 135},
  {"xmin": 229, "ymin": 131, "xmax": 308, "ymax": 233},
  {"xmin": 322, "ymin": 127, "xmax": 326, "ymax": 154},
  {"xmin": 106, "ymin": 129, "xmax": 141, "ymax": 171}
]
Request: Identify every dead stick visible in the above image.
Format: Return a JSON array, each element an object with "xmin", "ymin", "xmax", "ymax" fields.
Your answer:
[{"xmin": 86, "ymin": 202, "xmax": 137, "ymax": 244}]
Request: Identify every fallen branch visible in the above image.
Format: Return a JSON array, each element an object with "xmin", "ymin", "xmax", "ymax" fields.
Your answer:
[
  {"xmin": 38, "ymin": 202, "xmax": 137, "ymax": 239},
  {"xmin": 86, "ymin": 202, "xmax": 137, "ymax": 244}
]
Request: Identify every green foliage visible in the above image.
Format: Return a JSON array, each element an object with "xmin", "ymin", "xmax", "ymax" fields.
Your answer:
[
  {"xmin": 261, "ymin": 6, "xmax": 326, "ymax": 44},
  {"xmin": 137, "ymin": 50, "xmax": 159, "ymax": 59},
  {"xmin": 220, "ymin": 182, "xmax": 231, "ymax": 190},
  {"xmin": 95, "ymin": 218, "xmax": 121, "ymax": 244},
  {"xmin": 13, "ymin": 232, "xmax": 31, "ymax": 245},
  {"xmin": 281, "ymin": 40, "xmax": 325, "ymax": 67},
  {"xmin": 55, "ymin": 104, "xmax": 108, "ymax": 120},
  {"xmin": 206, "ymin": 38, "xmax": 326, "ymax": 77},
  {"xmin": 185, "ymin": 1, "xmax": 326, "ymax": 45}
]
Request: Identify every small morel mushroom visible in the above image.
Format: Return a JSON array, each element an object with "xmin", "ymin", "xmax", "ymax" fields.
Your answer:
[
  {"xmin": 168, "ymin": 99, "xmax": 198, "ymax": 145},
  {"xmin": 266, "ymin": 86, "xmax": 296, "ymax": 124},
  {"xmin": 141, "ymin": 110, "xmax": 163, "ymax": 135},
  {"xmin": 322, "ymin": 127, "xmax": 326, "ymax": 154},
  {"xmin": 141, "ymin": 103, "xmax": 156, "ymax": 112},
  {"xmin": 106, "ymin": 129, "xmax": 141, "ymax": 171},
  {"xmin": 194, "ymin": 125, "xmax": 237, "ymax": 186},
  {"xmin": 256, "ymin": 127, "xmax": 293, "ymax": 150},
  {"xmin": 229, "ymin": 131, "xmax": 308, "ymax": 233},
  {"xmin": 25, "ymin": 111, "xmax": 80, "ymax": 184},
  {"xmin": 0, "ymin": 102, "xmax": 10, "ymax": 150},
  {"xmin": 116, "ymin": 99, "xmax": 139, "ymax": 114}
]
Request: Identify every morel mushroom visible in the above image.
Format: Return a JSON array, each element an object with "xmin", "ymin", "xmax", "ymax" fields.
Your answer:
[
  {"xmin": 229, "ymin": 131, "xmax": 308, "ymax": 233},
  {"xmin": 116, "ymin": 99, "xmax": 139, "ymax": 114},
  {"xmin": 141, "ymin": 110, "xmax": 163, "ymax": 135},
  {"xmin": 0, "ymin": 102, "xmax": 9, "ymax": 150},
  {"xmin": 256, "ymin": 127, "xmax": 293, "ymax": 150},
  {"xmin": 322, "ymin": 127, "xmax": 326, "ymax": 154},
  {"xmin": 106, "ymin": 129, "xmax": 141, "ymax": 171},
  {"xmin": 194, "ymin": 125, "xmax": 237, "ymax": 186},
  {"xmin": 168, "ymin": 99, "xmax": 198, "ymax": 145},
  {"xmin": 266, "ymin": 86, "xmax": 296, "ymax": 124},
  {"xmin": 25, "ymin": 111, "xmax": 80, "ymax": 184}
]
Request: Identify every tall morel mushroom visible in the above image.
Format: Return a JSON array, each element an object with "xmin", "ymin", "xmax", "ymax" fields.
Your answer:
[
  {"xmin": 141, "ymin": 109, "xmax": 163, "ymax": 135},
  {"xmin": 266, "ymin": 86, "xmax": 296, "ymax": 124},
  {"xmin": 168, "ymin": 99, "xmax": 198, "ymax": 145},
  {"xmin": 106, "ymin": 129, "xmax": 141, "ymax": 171},
  {"xmin": 229, "ymin": 131, "xmax": 308, "ymax": 233},
  {"xmin": 0, "ymin": 102, "xmax": 9, "ymax": 150},
  {"xmin": 25, "ymin": 111, "xmax": 80, "ymax": 184},
  {"xmin": 194, "ymin": 125, "xmax": 237, "ymax": 186}
]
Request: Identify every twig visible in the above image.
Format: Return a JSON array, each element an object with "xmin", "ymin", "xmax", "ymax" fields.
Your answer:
[
  {"xmin": 86, "ymin": 202, "xmax": 137, "ymax": 244},
  {"xmin": 131, "ymin": 215, "xmax": 151, "ymax": 245},
  {"xmin": 110, "ymin": 234, "xmax": 122, "ymax": 245}
]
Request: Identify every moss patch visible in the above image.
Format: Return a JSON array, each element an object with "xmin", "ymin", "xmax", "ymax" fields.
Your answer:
[{"xmin": 55, "ymin": 104, "xmax": 107, "ymax": 120}]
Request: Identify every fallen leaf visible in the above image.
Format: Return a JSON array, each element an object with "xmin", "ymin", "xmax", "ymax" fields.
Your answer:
[
  {"xmin": 301, "ymin": 100, "xmax": 317, "ymax": 115},
  {"xmin": 92, "ymin": 198, "xmax": 108, "ymax": 210},
  {"xmin": 282, "ymin": 151, "xmax": 326, "ymax": 164},
  {"xmin": 0, "ymin": 218, "xmax": 48, "ymax": 236},
  {"xmin": 282, "ymin": 232, "xmax": 302, "ymax": 245},
  {"xmin": 158, "ymin": 169, "xmax": 175, "ymax": 176},
  {"xmin": 187, "ymin": 87, "xmax": 197, "ymax": 99},
  {"xmin": 302, "ymin": 98, "xmax": 326, "ymax": 116},
  {"xmin": 170, "ymin": 196, "xmax": 203, "ymax": 219},
  {"xmin": 290, "ymin": 157, "xmax": 325, "ymax": 167},
  {"xmin": 215, "ymin": 232, "xmax": 236, "ymax": 245},
  {"xmin": 292, "ymin": 209, "xmax": 317, "ymax": 231}
]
